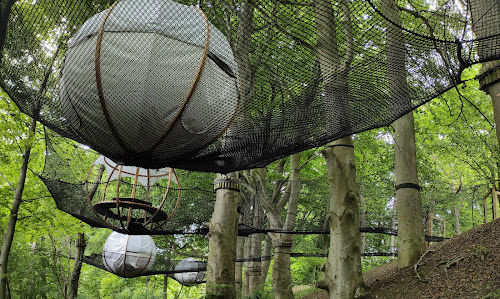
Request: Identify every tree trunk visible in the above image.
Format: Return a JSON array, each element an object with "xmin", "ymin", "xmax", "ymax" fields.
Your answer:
[
  {"xmin": 205, "ymin": 173, "xmax": 240, "ymax": 299},
  {"xmin": 390, "ymin": 197, "xmax": 397, "ymax": 260},
  {"xmin": 359, "ymin": 193, "xmax": 367, "ymax": 259},
  {"xmin": 315, "ymin": 0, "xmax": 363, "ymax": 297},
  {"xmin": 162, "ymin": 275, "xmax": 168, "ymax": 299},
  {"xmin": 68, "ymin": 233, "xmax": 85, "ymax": 299},
  {"xmin": 393, "ymin": 114, "xmax": 426, "ymax": 267},
  {"xmin": 383, "ymin": 0, "xmax": 426, "ymax": 268},
  {"xmin": 272, "ymin": 241, "xmax": 293, "ymax": 299},
  {"xmin": 453, "ymin": 204, "xmax": 461, "ymax": 234},
  {"xmin": 272, "ymin": 152, "xmax": 301, "ymax": 299},
  {"xmin": 234, "ymin": 227, "xmax": 245, "ymax": 294},
  {"xmin": 247, "ymin": 232, "xmax": 262, "ymax": 293},
  {"xmin": 483, "ymin": 83, "xmax": 500, "ymax": 150},
  {"xmin": 248, "ymin": 184, "xmax": 263, "ymax": 294},
  {"xmin": 242, "ymin": 236, "xmax": 250, "ymax": 297},
  {"xmin": 0, "ymin": 119, "xmax": 36, "ymax": 299},
  {"xmin": 260, "ymin": 234, "xmax": 272, "ymax": 285},
  {"xmin": 321, "ymin": 137, "xmax": 364, "ymax": 298}
]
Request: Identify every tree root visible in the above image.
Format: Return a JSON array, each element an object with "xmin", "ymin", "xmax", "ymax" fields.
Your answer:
[
  {"xmin": 414, "ymin": 248, "xmax": 439, "ymax": 282},
  {"xmin": 437, "ymin": 252, "xmax": 468, "ymax": 276}
]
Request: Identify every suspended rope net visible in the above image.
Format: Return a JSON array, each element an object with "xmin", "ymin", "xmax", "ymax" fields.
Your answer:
[
  {"xmin": 2, "ymin": 0, "xmax": 500, "ymax": 172},
  {"xmin": 41, "ymin": 133, "xmax": 490, "ymax": 237}
]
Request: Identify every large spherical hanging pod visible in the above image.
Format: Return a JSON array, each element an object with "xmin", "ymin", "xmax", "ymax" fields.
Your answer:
[
  {"xmin": 102, "ymin": 232, "xmax": 156, "ymax": 278},
  {"xmin": 59, "ymin": 0, "xmax": 239, "ymax": 168}
]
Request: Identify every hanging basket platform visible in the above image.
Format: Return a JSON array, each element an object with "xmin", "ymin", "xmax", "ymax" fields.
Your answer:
[{"xmin": 94, "ymin": 198, "xmax": 170, "ymax": 223}]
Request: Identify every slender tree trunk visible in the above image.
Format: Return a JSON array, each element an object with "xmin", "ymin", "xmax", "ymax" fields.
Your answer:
[
  {"xmin": 68, "ymin": 233, "xmax": 85, "ymax": 299},
  {"xmin": 272, "ymin": 153, "xmax": 301, "ymax": 299},
  {"xmin": 242, "ymin": 236, "xmax": 251, "ymax": 297},
  {"xmin": 0, "ymin": 119, "xmax": 36, "ymax": 299},
  {"xmin": 248, "ymin": 176, "xmax": 264, "ymax": 294},
  {"xmin": 453, "ymin": 204, "xmax": 461, "ymax": 234},
  {"xmin": 247, "ymin": 228, "xmax": 262, "ymax": 292},
  {"xmin": 260, "ymin": 234, "xmax": 272, "ymax": 285},
  {"xmin": 162, "ymin": 275, "xmax": 168, "ymax": 299},
  {"xmin": 390, "ymin": 197, "xmax": 397, "ymax": 260},
  {"xmin": 321, "ymin": 217, "xmax": 329, "ymax": 255},
  {"xmin": 206, "ymin": 173, "xmax": 240, "ymax": 299},
  {"xmin": 234, "ymin": 221, "xmax": 245, "ymax": 295},
  {"xmin": 383, "ymin": 0, "xmax": 426, "ymax": 268},
  {"xmin": 359, "ymin": 193, "xmax": 367, "ymax": 260}
]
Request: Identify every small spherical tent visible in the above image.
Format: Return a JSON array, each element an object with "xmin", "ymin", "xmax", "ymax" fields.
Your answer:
[
  {"xmin": 173, "ymin": 257, "xmax": 205, "ymax": 286},
  {"xmin": 59, "ymin": 0, "xmax": 239, "ymax": 167},
  {"xmin": 102, "ymin": 232, "xmax": 156, "ymax": 278}
]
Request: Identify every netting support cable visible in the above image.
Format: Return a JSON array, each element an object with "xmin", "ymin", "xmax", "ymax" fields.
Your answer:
[
  {"xmin": 395, "ymin": 183, "xmax": 421, "ymax": 191},
  {"xmin": 327, "ymin": 144, "xmax": 354, "ymax": 148}
]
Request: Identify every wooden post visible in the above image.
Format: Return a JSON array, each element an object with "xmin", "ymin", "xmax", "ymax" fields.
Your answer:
[
  {"xmin": 441, "ymin": 220, "xmax": 446, "ymax": 239},
  {"xmin": 493, "ymin": 186, "xmax": 499, "ymax": 219},
  {"xmin": 426, "ymin": 212, "xmax": 433, "ymax": 246},
  {"xmin": 483, "ymin": 188, "xmax": 492, "ymax": 223}
]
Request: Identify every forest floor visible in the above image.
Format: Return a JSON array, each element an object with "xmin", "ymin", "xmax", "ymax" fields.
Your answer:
[{"xmin": 300, "ymin": 218, "xmax": 500, "ymax": 299}]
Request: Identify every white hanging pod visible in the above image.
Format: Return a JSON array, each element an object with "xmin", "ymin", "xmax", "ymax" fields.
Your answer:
[
  {"xmin": 102, "ymin": 232, "xmax": 157, "ymax": 278},
  {"xmin": 59, "ymin": 0, "xmax": 239, "ymax": 167},
  {"xmin": 173, "ymin": 257, "xmax": 205, "ymax": 286}
]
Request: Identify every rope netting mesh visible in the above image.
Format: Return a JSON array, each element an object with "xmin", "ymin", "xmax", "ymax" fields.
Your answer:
[
  {"xmin": 2, "ymin": 0, "xmax": 500, "ymax": 172},
  {"xmin": 41, "ymin": 133, "xmax": 492, "ymax": 236}
]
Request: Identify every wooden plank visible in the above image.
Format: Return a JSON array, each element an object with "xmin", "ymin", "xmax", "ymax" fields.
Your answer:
[
  {"xmin": 493, "ymin": 187, "xmax": 499, "ymax": 219},
  {"xmin": 484, "ymin": 188, "xmax": 492, "ymax": 223},
  {"xmin": 426, "ymin": 212, "xmax": 433, "ymax": 246}
]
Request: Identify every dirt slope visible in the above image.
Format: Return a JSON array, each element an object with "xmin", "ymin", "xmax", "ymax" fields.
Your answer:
[{"xmin": 303, "ymin": 218, "xmax": 500, "ymax": 299}]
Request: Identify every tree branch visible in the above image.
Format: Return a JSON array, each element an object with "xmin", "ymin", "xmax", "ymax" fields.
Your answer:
[
  {"xmin": 252, "ymin": 2, "xmax": 314, "ymax": 51},
  {"xmin": 0, "ymin": 171, "xmax": 14, "ymax": 192}
]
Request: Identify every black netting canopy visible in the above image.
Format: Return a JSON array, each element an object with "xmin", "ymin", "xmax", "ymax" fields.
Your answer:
[{"xmin": 1, "ymin": 0, "xmax": 500, "ymax": 172}]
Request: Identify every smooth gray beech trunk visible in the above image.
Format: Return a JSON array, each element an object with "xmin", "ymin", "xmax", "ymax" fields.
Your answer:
[
  {"xmin": 315, "ymin": 0, "xmax": 364, "ymax": 297},
  {"xmin": 244, "ymin": 155, "xmax": 300, "ymax": 298},
  {"xmin": 242, "ymin": 236, "xmax": 251, "ymax": 297},
  {"xmin": 390, "ymin": 197, "xmax": 397, "ymax": 260},
  {"xmin": 383, "ymin": 0, "xmax": 426, "ymax": 268},
  {"xmin": 271, "ymin": 153, "xmax": 301, "ymax": 299},
  {"xmin": 393, "ymin": 113, "xmax": 426, "ymax": 267},
  {"xmin": 0, "ymin": 118, "xmax": 36, "ymax": 299},
  {"xmin": 240, "ymin": 169, "xmax": 264, "ymax": 296},
  {"xmin": 260, "ymin": 234, "xmax": 272, "ymax": 284},
  {"xmin": 234, "ymin": 216, "xmax": 245, "ymax": 294},
  {"xmin": 359, "ymin": 193, "xmax": 367, "ymax": 259},
  {"xmin": 321, "ymin": 137, "xmax": 364, "ymax": 298},
  {"xmin": 205, "ymin": 172, "xmax": 240, "ymax": 298},
  {"xmin": 483, "ymin": 82, "xmax": 500, "ymax": 154},
  {"xmin": 247, "ymin": 196, "xmax": 262, "ymax": 293}
]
